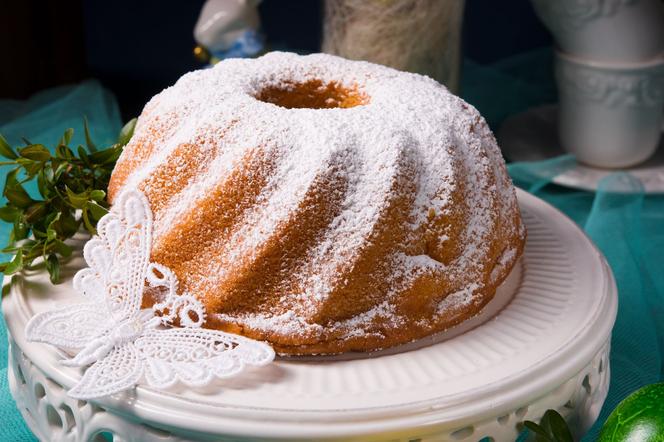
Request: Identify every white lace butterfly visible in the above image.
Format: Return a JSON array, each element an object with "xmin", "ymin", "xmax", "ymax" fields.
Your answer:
[{"xmin": 25, "ymin": 190, "xmax": 274, "ymax": 400}]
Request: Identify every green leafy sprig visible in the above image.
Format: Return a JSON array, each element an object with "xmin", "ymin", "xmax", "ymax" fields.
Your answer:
[
  {"xmin": 523, "ymin": 409, "xmax": 574, "ymax": 442},
  {"xmin": 0, "ymin": 118, "xmax": 136, "ymax": 283}
]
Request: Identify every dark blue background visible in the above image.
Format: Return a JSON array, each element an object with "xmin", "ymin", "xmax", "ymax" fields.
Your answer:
[
  {"xmin": 0, "ymin": 1, "xmax": 552, "ymax": 120},
  {"xmin": 82, "ymin": 0, "xmax": 552, "ymax": 119}
]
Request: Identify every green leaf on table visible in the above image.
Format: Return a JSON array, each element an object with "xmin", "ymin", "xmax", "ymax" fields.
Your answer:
[
  {"xmin": 52, "ymin": 239, "xmax": 72, "ymax": 258},
  {"xmin": 0, "ymin": 118, "xmax": 135, "ymax": 284},
  {"xmin": 4, "ymin": 251, "xmax": 23, "ymax": 275},
  {"xmin": 524, "ymin": 421, "xmax": 553, "ymax": 441},
  {"xmin": 45, "ymin": 254, "xmax": 60, "ymax": 284},
  {"xmin": 55, "ymin": 212, "xmax": 79, "ymax": 237},
  {"xmin": 523, "ymin": 410, "xmax": 573, "ymax": 442},
  {"xmin": 545, "ymin": 409, "xmax": 574, "ymax": 442},
  {"xmin": 46, "ymin": 212, "xmax": 60, "ymax": 241}
]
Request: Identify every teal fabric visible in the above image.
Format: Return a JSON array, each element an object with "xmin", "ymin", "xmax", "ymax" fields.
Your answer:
[
  {"xmin": 0, "ymin": 80, "xmax": 122, "ymax": 441},
  {"xmin": 462, "ymin": 47, "xmax": 557, "ymax": 130},
  {"xmin": 485, "ymin": 49, "xmax": 664, "ymax": 440},
  {"xmin": 0, "ymin": 51, "xmax": 662, "ymax": 441},
  {"xmin": 510, "ymin": 161, "xmax": 664, "ymax": 441}
]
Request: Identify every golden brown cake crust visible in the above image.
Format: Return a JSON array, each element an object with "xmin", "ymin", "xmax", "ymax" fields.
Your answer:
[{"xmin": 109, "ymin": 52, "xmax": 526, "ymax": 355}]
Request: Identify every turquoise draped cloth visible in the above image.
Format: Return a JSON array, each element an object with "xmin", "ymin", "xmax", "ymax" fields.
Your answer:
[
  {"xmin": 0, "ymin": 51, "xmax": 662, "ymax": 441},
  {"xmin": 0, "ymin": 80, "xmax": 121, "ymax": 441}
]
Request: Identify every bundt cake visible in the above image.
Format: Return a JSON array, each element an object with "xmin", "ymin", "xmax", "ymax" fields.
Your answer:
[{"xmin": 108, "ymin": 52, "xmax": 526, "ymax": 355}]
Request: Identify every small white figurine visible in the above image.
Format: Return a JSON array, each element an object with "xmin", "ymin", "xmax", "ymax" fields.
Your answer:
[{"xmin": 194, "ymin": 0, "xmax": 264, "ymax": 64}]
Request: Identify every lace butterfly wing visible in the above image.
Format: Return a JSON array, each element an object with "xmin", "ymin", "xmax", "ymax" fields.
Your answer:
[
  {"xmin": 134, "ymin": 328, "xmax": 275, "ymax": 388},
  {"xmin": 25, "ymin": 302, "xmax": 111, "ymax": 351},
  {"xmin": 67, "ymin": 344, "xmax": 143, "ymax": 400},
  {"xmin": 100, "ymin": 192, "xmax": 152, "ymax": 322}
]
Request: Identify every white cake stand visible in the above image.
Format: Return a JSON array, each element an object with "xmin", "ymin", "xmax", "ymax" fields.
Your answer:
[
  {"xmin": 498, "ymin": 104, "xmax": 664, "ymax": 193},
  {"xmin": 3, "ymin": 189, "xmax": 617, "ymax": 442}
]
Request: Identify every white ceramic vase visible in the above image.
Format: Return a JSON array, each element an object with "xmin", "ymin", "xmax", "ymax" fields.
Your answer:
[{"xmin": 531, "ymin": 0, "xmax": 664, "ymax": 169}]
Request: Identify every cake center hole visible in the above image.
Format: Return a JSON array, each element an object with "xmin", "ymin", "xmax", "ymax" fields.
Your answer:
[{"xmin": 255, "ymin": 79, "xmax": 368, "ymax": 109}]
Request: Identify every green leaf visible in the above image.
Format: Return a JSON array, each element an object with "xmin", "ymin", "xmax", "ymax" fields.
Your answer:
[
  {"xmin": 87, "ymin": 200, "xmax": 108, "ymax": 219},
  {"xmin": 65, "ymin": 186, "xmax": 89, "ymax": 209},
  {"xmin": 37, "ymin": 169, "xmax": 49, "ymax": 198},
  {"xmin": 31, "ymin": 228, "xmax": 47, "ymax": 240},
  {"xmin": 83, "ymin": 117, "xmax": 97, "ymax": 152},
  {"xmin": 52, "ymin": 239, "xmax": 72, "ymax": 258},
  {"xmin": 81, "ymin": 207, "xmax": 96, "ymax": 234},
  {"xmin": 0, "ymin": 118, "xmax": 129, "ymax": 286},
  {"xmin": 117, "ymin": 118, "xmax": 137, "ymax": 146},
  {"xmin": 543, "ymin": 410, "xmax": 573, "ymax": 442},
  {"xmin": 13, "ymin": 219, "xmax": 28, "ymax": 241},
  {"xmin": 46, "ymin": 228, "xmax": 56, "ymax": 242},
  {"xmin": 45, "ymin": 254, "xmax": 60, "ymax": 284},
  {"xmin": 19, "ymin": 239, "xmax": 37, "ymax": 248},
  {"xmin": 77, "ymin": 145, "xmax": 90, "ymax": 166},
  {"xmin": 89, "ymin": 146, "xmax": 122, "ymax": 165},
  {"xmin": 46, "ymin": 212, "xmax": 60, "ymax": 241},
  {"xmin": 4, "ymin": 168, "xmax": 18, "ymax": 185},
  {"xmin": 4, "ymin": 185, "xmax": 33, "ymax": 208},
  {"xmin": 24, "ymin": 202, "xmax": 47, "ymax": 224},
  {"xmin": 55, "ymin": 212, "xmax": 79, "ymax": 237},
  {"xmin": 59, "ymin": 128, "xmax": 74, "ymax": 146},
  {"xmin": 524, "ymin": 421, "xmax": 553, "ymax": 442},
  {"xmin": 25, "ymin": 240, "xmax": 42, "ymax": 257},
  {"xmin": 21, "ymin": 160, "xmax": 43, "ymax": 178},
  {"xmin": 0, "ymin": 205, "xmax": 19, "ymax": 222},
  {"xmin": 89, "ymin": 190, "xmax": 106, "ymax": 202},
  {"xmin": 55, "ymin": 144, "xmax": 74, "ymax": 160},
  {"xmin": 19, "ymin": 144, "xmax": 51, "ymax": 161},
  {"xmin": 53, "ymin": 161, "xmax": 69, "ymax": 179},
  {"xmin": 3, "ymin": 251, "xmax": 23, "ymax": 275},
  {"xmin": 4, "ymin": 169, "xmax": 33, "ymax": 208},
  {"xmin": 0, "ymin": 134, "xmax": 18, "ymax": 159},
  {"xmin": 523, "ymin": 410, "xmax": 573, "ymax": 442}
]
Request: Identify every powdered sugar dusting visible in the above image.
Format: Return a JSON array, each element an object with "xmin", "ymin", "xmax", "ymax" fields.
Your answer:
[{"xmin": 111, "ymin": 52, "xmax": 524, "ymax": 352}]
